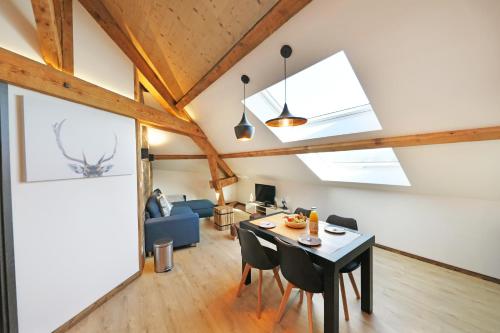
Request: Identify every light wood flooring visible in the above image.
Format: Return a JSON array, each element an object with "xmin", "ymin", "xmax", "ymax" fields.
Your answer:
[{"xmin": 68, "ymin": 212, "xmax": 500, "ymax": 333}]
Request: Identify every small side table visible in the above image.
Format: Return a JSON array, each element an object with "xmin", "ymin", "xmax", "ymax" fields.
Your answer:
[{"xmin": 214, "ymin": 205, "xmax": 234, "ymax": 231}]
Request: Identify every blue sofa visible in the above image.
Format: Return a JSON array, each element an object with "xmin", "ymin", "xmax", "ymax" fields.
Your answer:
[{"xmin": 144, "ymin": 195, "xmax": 215, "ymax": 253}]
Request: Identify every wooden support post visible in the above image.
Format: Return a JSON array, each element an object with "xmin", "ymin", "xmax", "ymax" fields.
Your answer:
[
  {"xmin": 207, "ymin": 155, "xmax": 225, "ymax": 206},
  {"xmin": 31, "ymin": 0, "xmax": 63, "ymax": 69}
]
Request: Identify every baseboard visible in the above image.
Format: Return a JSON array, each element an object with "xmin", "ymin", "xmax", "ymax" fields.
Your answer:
[
  {"xmin": 374, "ymin": 243, "xmax": 500, "ymax": 284},
  {"xmin": 53, "ymin": 270, "xmax": 142, "ymax": 332}
]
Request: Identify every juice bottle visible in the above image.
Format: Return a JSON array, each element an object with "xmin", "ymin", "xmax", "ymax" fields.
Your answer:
[{"xmin": 309, "ymin": 207, "xmax": 319, "ymax": 235}]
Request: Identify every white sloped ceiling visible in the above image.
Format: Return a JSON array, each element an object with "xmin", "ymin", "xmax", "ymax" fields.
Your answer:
[{"xmin": 150, "ymin": 0, "xmax": 500, "ymax": 201}]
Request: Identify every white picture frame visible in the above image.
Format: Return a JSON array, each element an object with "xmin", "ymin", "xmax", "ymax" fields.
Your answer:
[{"xmin": 22, "ymin": 94, "xmax": 135, "ymax": 182}]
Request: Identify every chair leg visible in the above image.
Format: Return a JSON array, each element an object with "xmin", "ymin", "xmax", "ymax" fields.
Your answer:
[
  {"xmin": 237, "ymin": 264, "xmax": 251, "ymax": 297},
  {"xmin": 306, "ymin": 292, "xmax": 314, "ymax": 333},
  {"xmin": 348, "ymin": 272, "xmax": 361, "ymax": 299},
  {"xmin": 272, "ymin": 267, "xmax": 285, "ymax": 295},
  {"xmin": 339, "ymin": 274, "xmax": 349, "ymax": 321},
  {"xmin": 276, "ymin": 283, "xmax": 294, "ymax": 322},
  {"xmin": 257, "ymin": 270, "xmax": 263, "ymax": 318},
  {"xmin": 299, "ymin": 289, "xmax": 304, "ymax": 304}
]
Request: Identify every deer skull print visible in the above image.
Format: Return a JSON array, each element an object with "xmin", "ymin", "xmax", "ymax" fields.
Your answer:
[{"xmin": 53, "ymin": 120, "xmax": 118, "ymax": 177}]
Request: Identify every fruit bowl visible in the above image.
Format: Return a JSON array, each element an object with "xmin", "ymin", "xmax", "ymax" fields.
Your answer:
[{"xmin": 284, "ymin": 215, "xmax": 307, "ymax": 229}]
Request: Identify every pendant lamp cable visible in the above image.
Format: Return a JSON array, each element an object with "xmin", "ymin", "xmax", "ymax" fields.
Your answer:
[
  {"xmin": 283, "ymin": 56, "xmax": 287, "ymax": 104},
  {"xmin": 243, "ymin": 82, "xmax": 246, "ymax": 114}
]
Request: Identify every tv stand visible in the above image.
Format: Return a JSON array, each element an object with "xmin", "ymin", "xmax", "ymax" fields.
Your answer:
[{"xmin": 245, "ymin": 202, "xmax": 289, "ymax": 216}]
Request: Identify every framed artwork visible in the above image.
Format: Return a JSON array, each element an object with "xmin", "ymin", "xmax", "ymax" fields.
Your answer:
[{"xmin": 22, "ymin": 94, "xmax": 135, "ymax": 182}]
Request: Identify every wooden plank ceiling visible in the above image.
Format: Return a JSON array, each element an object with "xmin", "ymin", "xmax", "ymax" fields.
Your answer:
[{"xmin": 101, "ymin": 0, "xmax": 278, "ymax": 100}]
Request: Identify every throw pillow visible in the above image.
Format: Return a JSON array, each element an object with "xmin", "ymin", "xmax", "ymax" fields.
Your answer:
[{"xmin": 158, "ymin": 194, "xmax": 173, "ymax": 217}]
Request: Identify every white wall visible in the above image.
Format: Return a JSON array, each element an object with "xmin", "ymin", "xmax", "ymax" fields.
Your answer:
[
  {"xmin": 8, "ymin": 86, "xmax": 139, "ymax": 333},
  {"xmin": 0, "ymin": 1, "xmax": 139, "ymax": 332},
  {"xmin": 153, "ymin": 167, "xmax": 237, "ymax": 204},
  {"xmin": 0, "ymin": 0, "xmax": 43, "ymax": 63},
  {"xmin": 236, "ymin": 177, "xmax": 500, "ymax": 279},
  {"xmin": 73, "ymin": 1, "xmax": 134, "ymax": 98}
]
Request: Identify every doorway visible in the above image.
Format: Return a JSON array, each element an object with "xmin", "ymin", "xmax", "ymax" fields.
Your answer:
[{"xmin": 0, "ymin": 83, "xmax": 18, "ymax": 332}]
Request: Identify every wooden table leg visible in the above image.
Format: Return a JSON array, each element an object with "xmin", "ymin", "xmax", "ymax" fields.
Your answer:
[
  {"xmin": 323, "ymin": 263, "xmax": 339, "ymax": 333},
  {"xmin": 360, "ymin": 246, "xmax": 373, "ymax": 313},
  {"xmin": 242, "ymin": 260, "xmax": 251, "ymax": 285}
]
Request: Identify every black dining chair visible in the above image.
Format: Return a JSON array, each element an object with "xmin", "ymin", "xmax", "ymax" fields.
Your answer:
[
  {"xmin": 275, "ymin": 237, "xmax": 324, "ymax": 333},
  {"xmin": 236, "ymin": 228, "xmax": 285, "ymax": 318},
  {"xmin": 326, "ymin": 214, "xmax": 361, "ymax": 321},
  {"xmin": 294, "ymin": 207, "xmax": 311, "ymax": 218}
]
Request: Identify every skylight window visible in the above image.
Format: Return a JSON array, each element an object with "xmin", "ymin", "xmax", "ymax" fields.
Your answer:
[
  {"xmin": 245, "ymin": 50, "xmax": 381, "ymax": 142},
  {"xmin": 297, "ymin": 148, "xmax": 411, "ymax": 186}
]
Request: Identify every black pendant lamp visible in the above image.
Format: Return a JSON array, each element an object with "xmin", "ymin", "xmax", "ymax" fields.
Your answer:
[
  {"xmin": 265, "ymin": 45, "xmax": 307, "ymax": 127},
  {"xmin": 234, "ymin": 74, "xmax": 255, "ymax": 141}
]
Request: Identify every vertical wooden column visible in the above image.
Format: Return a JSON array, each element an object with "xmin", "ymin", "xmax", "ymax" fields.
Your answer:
[
  {"xmin": 135, "ymin": 121, "xmax": 145, "ymax": 270},
  {"xmin": 207, "ymin": 155, "xmax": 225, "ymax": 206},
  {"xmin": 134, "ymin": 72, "xmax": 150, "ymax": 270}
]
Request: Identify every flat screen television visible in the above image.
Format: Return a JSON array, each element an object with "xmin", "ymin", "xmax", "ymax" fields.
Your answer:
[{"xmin": 255, "ymin": 183, "xmax": 276, "ymax": 205}]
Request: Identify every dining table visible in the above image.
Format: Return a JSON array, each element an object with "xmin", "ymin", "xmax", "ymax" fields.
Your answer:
[{"xmin": 239, "ymin": 212, "xmax": 375, "ymax": 333}]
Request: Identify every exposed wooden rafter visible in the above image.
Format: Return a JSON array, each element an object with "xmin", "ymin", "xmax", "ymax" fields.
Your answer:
[
  {"xmin": 60, "ymin": 0, "xmax": 74, "ymax": 74},
  {"xmin": 209, "ymin": 176, "xmax": 238, "ymax": 189},
  {"xmin": 207, "ymin": 155, "xmax": 225, "ymax": 205},
  {"xmin": 31, "ymin": 0, "xmax": 63, "ymax": 69},
  {"xmin": 175, "ymin": 0, "xmax": 312, "ymax": 109},
  {"xmin": 0, "ymin": 47, "xmax": 205, "ymax": 137},
  {"xmin": 78, "ymin": 0, "xmax": 179, "ymax": 110},
  {"xmin": 78, "ymin": 0, "xmax": 236, "ymax": 184},
  {"xmin": 220, "ymin": 126, "xmax": 500, "ymax": 159}
]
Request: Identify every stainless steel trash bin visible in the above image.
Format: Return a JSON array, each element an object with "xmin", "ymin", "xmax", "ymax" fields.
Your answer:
[{"xmin": 153, "ymin": 238, "xmax": 173, "ymax": 273}]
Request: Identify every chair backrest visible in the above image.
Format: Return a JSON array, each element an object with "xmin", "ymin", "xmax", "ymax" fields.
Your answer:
[
  {"xmin": 294, "ymin": 207, "xmax": 311, "ymax": 218},
  {"xmin": 237, "ymin": 228, "xmax": 274, "ymax": 269},
  {"xmin": 275, "ymin": 237, "xmax": 323, "ymax": 292},
  {"xmin": 326, "ymin": 214, "xmax": 358, "ymax": 230}
]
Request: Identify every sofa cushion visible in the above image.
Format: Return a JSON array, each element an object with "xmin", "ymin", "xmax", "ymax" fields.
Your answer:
[
  {"xmin": 172, "ymin": 201, "xmax": 189, "ymax": 208},
  {"xmin": 185, "ymin": 199, "xmax": 215, "ymax": 211},
  {"xmin": 158, "ymin": 194, "xmax": 173, "ymax": 216},
  {"xmin": 170, "ymin": 205, "xmax": 193, "ymax": 216},
  {"xmin": 195, "ymin": 208, "xmax": 214, "ymax": 218},
  {"xmin": 146, "ymin": 196, "xmax": 162, "ymax": 218}
]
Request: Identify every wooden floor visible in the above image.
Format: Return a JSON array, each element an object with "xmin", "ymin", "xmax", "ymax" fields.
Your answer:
[{"xmin": 68, "ymin": 212, "xmax": 500, "ymax": 333}]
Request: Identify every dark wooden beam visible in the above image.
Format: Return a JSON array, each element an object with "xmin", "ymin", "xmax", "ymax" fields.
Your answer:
[
  {"xmin": 0, "ymin": 47, "xmax": 205, "ymax": 137},
  {"xmin": 220, "ymin": 126, "xmax": 500, "ymax": 158},
  {"xmin": 175, "ymin": 0, "xmax": 312, "ymax": 109},
  {"xmin": 31, "ymin": 0, "xmax": 63, "ymax": 69}
]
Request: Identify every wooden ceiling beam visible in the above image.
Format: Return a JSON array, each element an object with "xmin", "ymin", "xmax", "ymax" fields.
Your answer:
[
  {"xmin": 175, "ymin": 0, "xmax": 312, "ymax": 109},
  {"xmin": 220, "ymin": 126, "xmax": 500, "ymax": 159},
  {"xmin": 137, "ymin": 71, "xmax": 190, "ymax": 121},
  {"xmin": 155, "ymin": 154, "xmax": 207, "ymax": 160},
  {"xmin": 0, "ymin": 47, "xmax": 205, "ymax": 137},
  {"xmin": 78, "ymin": 0, "xmax": 178, "ymax": 111},
  {"xmin": 209, "ymin": 176, "xmax": 238, "ymax": 189},
  {"xmin": 191, "ymin": 135, "xmax": 234, "ymax": 178},
  {"xmin": 207, "ymin": 155, "xmax": 225, "ymax": 206},
  {"xmin": 60, "ymin": 0, "xmax": 73, "ymax": 74},
  {"xmin": 31, "ymin": 0, "xmax": 63, "ymax": 69},
  {"xmin": 78, "ymin": 0, "xmax": 237, "ymax": 179}
]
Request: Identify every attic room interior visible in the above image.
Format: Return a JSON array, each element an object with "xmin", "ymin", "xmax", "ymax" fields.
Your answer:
[{"xmin": 1, "ymin": 1, "xmax": 500, "ymax": 332}]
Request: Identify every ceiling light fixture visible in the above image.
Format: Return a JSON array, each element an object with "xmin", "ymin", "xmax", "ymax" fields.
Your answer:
[
  {"xmin": 265, "ymin": 45, "xmax": 307, "ymax": 127},
  {"xmin": 234, "ymin": 74, "xmax": 255, "ymax": 141}
]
